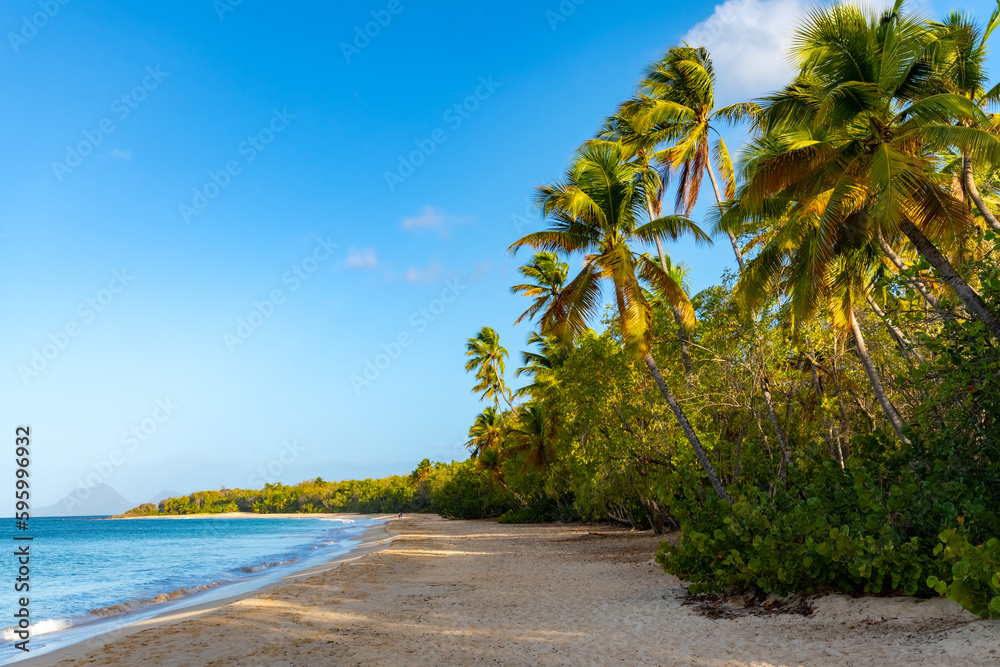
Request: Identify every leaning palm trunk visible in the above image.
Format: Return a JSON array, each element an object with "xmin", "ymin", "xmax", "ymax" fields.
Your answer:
[
  {"xmin": 962, "ymin": 155, "xmax": 1000, "ymax": 233},
  {"xmin": 899, "ymin": 220, "xmax": 1000, "ymax": 343},
  {"xmin": 705, "ymin": 161, "xmax": 746, "ymax": 272},
  {"xmin": 848, "ymin": 308, "xmax": 910, "ymax": 445},
  {"xmin": 643, "ymin": 352, "xmax": 732, "ymax": 502},
  {"xmin": 669, "ymin": 304, "xmax": 695, "ymax": 380},
  {"xmin": 875, "ymin": 230, "xmax": 948, "ymax": 317}
]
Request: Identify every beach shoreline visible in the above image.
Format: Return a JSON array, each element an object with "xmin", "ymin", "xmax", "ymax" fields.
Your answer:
[
  {"xmin": 107, "ymin": 512, "xmax": 398, "ymax": 520},
  {"xmin": 14, "ymin": 517, "xmax": 399, "ymax": 667},
  {"xmin": 16, "ymin": 514, "xmax": 1000, "ymax": 666}
]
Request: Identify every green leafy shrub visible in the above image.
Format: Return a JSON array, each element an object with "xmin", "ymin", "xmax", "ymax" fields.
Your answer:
[
  {"xmin": 497, "ymin": 503, "xmax": 555, "ymax": 524},
  {"xmin": 928, "ymin": 528, "xmax": 1000, "ymax": 619},
  {"xmin": 430, "ymin": 461, "xmax": 514, "ymax": 519},
  {"xmin": 657, "ymin": 464, "xmax": 938, "ymax": 597}
]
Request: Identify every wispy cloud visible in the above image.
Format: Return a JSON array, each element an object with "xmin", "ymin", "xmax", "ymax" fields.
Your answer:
[
  {"xmin": 345, "ymin": 246, "xmax": 378, "ymax": 269},
  {"xmin": 402, "ymin": 262, "xmax": 444, "ymax": 283},
  {"xmin": 110, "ymin": 148, "xmax": 132, "ymax": 160},
  {"xmin": 400, "ymin": 205, "xmax": 471, "ymax": 237}
]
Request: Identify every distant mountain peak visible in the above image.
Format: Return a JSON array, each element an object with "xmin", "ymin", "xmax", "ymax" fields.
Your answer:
[{"xmin": 35, "ymin": 483, "xmax": 135, "ymax": 517}]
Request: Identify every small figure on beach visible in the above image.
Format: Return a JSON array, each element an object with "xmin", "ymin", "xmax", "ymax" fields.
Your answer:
[{"xmin": 398, "ymin": 512, "xmax": 403, "ymax": 519}]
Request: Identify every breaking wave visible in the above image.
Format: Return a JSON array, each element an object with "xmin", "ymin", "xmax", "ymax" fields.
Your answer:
[
  {"xmin": 87, "ymin": 582, "xmax": 221, "ymax": 618},
  {"xmin": 2, "ymin": 618, "xmax": 73, "ymax": 641}
]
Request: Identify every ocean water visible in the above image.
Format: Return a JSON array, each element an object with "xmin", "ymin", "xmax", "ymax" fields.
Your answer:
[{"xmin": 0, "ymin": 515, "xmax": 381, "ymax": 664}]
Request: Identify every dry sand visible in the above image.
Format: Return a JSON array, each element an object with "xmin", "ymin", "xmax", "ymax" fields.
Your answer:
[{"xmin": 24, "ymin": 515, "xmax": 1000, "ymax": 666}]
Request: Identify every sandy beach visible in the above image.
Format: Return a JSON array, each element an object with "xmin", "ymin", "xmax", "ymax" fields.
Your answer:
[{"xmin": 22, "ymin": 515, "xmax": 1000, "ymax": 666}]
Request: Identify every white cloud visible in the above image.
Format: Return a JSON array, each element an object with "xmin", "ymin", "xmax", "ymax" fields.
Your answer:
[
  {"xmin": 345, "ymin": 246, "xmax": 377, "ymax": 269},
  {"xmin": 110, "ymin": 148, "xmax": 132, "ymax": 160},
  {"xmin": 683, "ymin": 0, "xmax": 911, "ymax": 104},
  {"xmin": 681, "ymin": 0, "xmax": 803, "ymax": 103},
  {"xmin": 399, "ymin": 205, "xmax": 471, "ymax": 237}
]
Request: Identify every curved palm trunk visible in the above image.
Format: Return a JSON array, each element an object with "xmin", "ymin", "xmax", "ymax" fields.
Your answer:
[
  {"xmin": 848, "ymin": 307, "xmax": 910, "ymax": 445},
  {"xmin": 899, "ymin": 220, "xmax": 1000, "ymax": 342},
  {"xmin": 643, "ymin": 352, "xmax": 732, "ymax": 502},
  {"xmin": 705, "ymin": 161, "xmax": 746, "ymax": 272},
  {"xmin": 962, "ymin": 155, "xmax": 1000, "ymax": 232},
  {"xmin": 876, "ymin": 230, "xmax": 948, "ymax": 317},
  {"xmin": 669, "ymin": 303, "xmax": 695, "ymax": 380}
]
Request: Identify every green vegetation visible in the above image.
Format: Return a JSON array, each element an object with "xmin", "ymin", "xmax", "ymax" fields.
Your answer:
[
  {"xmin": 119, "ymin": 459, "xmax": 517, "ymax": 520},
  {"xmin": 127, "ymin": 0, "xmax": 1000, "ymax": 620},
  {"xmin": 458, "ymin": 0, "xmax": 1000, "ymax": 618}
]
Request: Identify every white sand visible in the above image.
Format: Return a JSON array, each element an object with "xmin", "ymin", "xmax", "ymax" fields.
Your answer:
[{"xmin": 22, "ymin": 515, "xmax": 1000, "ymax": 666}]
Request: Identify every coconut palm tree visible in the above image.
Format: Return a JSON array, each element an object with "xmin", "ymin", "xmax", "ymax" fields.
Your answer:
[
  {"xmin": 740, "ymin": 0, "xmax": 1000, "ymax": 343},
  {"xmin": 466, "ymin": 407, "xmax": 505, "ymax": 457},
  {"xmin": 621, "ymin": 45, "xmax": 762, "ymax": 271},
  {"xmin": 510, "ymin": 252, "xmax": 569, "ymax": 326},
  {"xmin": 504, "ymin": 403, "xmax": 559, "ymax": 474},
  {"xmin": 930, "ymin": 7, "xmax": 1000, "ymax": 232},
  {"xmin": 465, "ymin": 327, "xmax": 513, "ymax": 408},
  {"xmin": 510, "ymin": 141, "xmax": 731, "ymax": 501},
  {"xmin": 513, "ymin": 331, "xmax": 569, "ymax": 401}
]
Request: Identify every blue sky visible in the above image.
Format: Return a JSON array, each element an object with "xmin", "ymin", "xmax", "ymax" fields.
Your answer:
[{"xmin": 0, "ymin": 0, "xmax": 984, "ymax": 508}]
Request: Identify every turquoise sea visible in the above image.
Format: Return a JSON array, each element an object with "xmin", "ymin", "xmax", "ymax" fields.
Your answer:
[{"xmin": 1, "ymin": 515, "xmax": 381, "ymax": 664}]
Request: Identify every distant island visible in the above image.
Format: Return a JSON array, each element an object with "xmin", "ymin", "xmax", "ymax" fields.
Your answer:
[{"xmin": 117, "ymin": 458, "xmax": 522, "ymax": 521}]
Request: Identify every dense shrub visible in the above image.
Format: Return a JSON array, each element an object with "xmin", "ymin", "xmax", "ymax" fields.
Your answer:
[
  {"xmin": 497, "ymin": 503, "xmax": 556, "ymax": 524},
  {"xmin": 430, "ymin": 461, "xmax": 514, "ymax": 519}
]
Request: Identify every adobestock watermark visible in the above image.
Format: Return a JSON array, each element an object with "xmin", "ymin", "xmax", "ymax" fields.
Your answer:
[
  {"xmin": 351, "ymin": 277, "xmax": 467, "ymax": 394},
  {"xmin": 214, "ymin": 0, "xmax": 243, "ymax": 21},
  {"xmin": 7, "ymin": 0, "xmax": 71, "ymax": 53},
  {"xmin": 248, "ymin": 439, "xmax": 305, "ymax": 487},
  {"xmin": 17, "ymin": 269, "xmax": 133, "ymax": 386},
  {"xmin": 340, "ymin": 0, "xmax": 409, "ymax": 63},
  {"xmin": 384, "ymin": 75, "xmax": 501, "ymax": 192},
  {"xmin": 60, "ymin": 397, "xmax": 179, "ymax": 513},
  {"xmin": 179, "ymin": 107, "xmax": 295, "ymax": 224},
  {"xmin": 224, "ymin": 236, "xmax": 339, "ymax": 351},
  {"xmin": 51, "ymin": 65, "xmax": 168, "ymax": 182},
  {"xmin": 546, "ymin": 0, "xmax": 586, "ymax": 30},
  {"xmin": 511, "ymin": 197, "xmax": 543, "ymax": 233}
]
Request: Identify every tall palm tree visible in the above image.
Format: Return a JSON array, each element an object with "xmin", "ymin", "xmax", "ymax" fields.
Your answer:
[
  {"xmin": 622, "ymin": 45, "xmax": 761, "ymax": 271},
  {"xmin": 466, "ymin": 407, "xmax": 505, "ymax": 457},
  {"xmin": 740, "ymin": 0, "xmax": 1000, "ymax": 343},
  {"xmin": 930, "ymin": 6, "xmax": 1000, "ymax": 232},
  {"xmin": 510, "ymin": 252, "xmax": 569, "ymax": 326},
  {"xmin": 465, "ymin": 327, "xmax": 513, "ymax": 408},
  {"xmin": 510, "ymin": 141, "xmax": 731, "ymax": 501},
  {"xmin": 513, "ymin": 331, "xmax": 569, "ymax": 401},
  {"xmin": 505, "ymin": 403, "xmax": 560, "ymax": 474}
]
